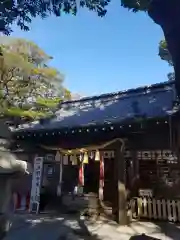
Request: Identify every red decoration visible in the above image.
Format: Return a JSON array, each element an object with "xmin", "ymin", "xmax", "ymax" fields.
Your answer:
[
  {"xmin": 99, "ymin": 153, "xmax": 104, "ymax": 187},
  {"xmin": 78, "ymin": 162, "xmax": 84, "ymax": 186},
  {"xmin": 99, "ymin": 152, "xmax": 104, "ymax": 200}
]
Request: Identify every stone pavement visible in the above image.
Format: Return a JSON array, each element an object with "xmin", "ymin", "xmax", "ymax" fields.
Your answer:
[{"xmin": 4, "ymin": 213, "xmax": 180, "ymax": 240}]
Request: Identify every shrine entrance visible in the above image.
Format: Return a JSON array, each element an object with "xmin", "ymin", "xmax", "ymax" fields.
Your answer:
[
  {"xmin": 30, "ymin": 138, "xmax": 127, "ymax": 224},
  {"xmin": 103, "ymin": 155, "xmax": 115, "ymax": 207},
  {"xmin": 40, "ymin": 162, "xmax": 60, "ymax": 211},
  {"xmin": 57, "ymin": 141, "xmax": 124, "ymax": 222},
  {"xmin": 84, "ymin": 158, "xmax": 99, "ymax": 194}
]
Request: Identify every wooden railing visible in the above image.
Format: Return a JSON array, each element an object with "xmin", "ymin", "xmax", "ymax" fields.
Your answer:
[{"xmin": 130, "ymin": 197, "xmax": 180, "ymax": 222}]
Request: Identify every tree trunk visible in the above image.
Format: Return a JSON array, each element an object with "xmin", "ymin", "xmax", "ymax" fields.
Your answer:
[{"xmin": 148, "ymin": 0, "xmax": 180, "ymax": 98}]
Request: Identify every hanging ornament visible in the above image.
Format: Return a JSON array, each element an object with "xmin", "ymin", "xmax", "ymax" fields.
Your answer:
[
  {"xmin": 63, "ymin": 155, "xmax": 68, "ymax": 165},
  {"xmin": 55, "ymin": 151, "xmax": 61, "ymax": 161},
  {"xmin": 89, "ymin": 151, "xmax": 94, "ymax": 159},
  {"xmin": 70, "ymin": 155, "xmax": 74, "ymax": 162},
  {"xmin": 95, "ymin": 150, "xmax": 100, "ymax": 161},
  {"xmin": 111, "ymin": 151, "xmax": 115, "ymax": 158},
  {"xmin": 72, "ymin": 155, "xmax": 78, "ymax": 165},
  {"xmin": 79, "ymin": 153, "xmax": 83, "ymax": 162},
  {"xmin": 83, "ymin": 152, "xmax": 89, "ymax": 164}
]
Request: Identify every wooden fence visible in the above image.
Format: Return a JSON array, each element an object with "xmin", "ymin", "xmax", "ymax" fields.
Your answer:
[{"xmin": 130, "ymin": 197, "xmax": 180, "ymax": 222}]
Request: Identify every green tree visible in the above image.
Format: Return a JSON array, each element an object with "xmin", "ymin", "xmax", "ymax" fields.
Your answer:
[
  {"xmin": 159, "ymin": 39, "xmax": 174, "ymax": 81},
  {"xmin": 1, "ymin": 0, "xmax": 180, "ymax": 97},
  {"xmin": 159, "ymin": 40, "xmax": 174, "ymax": 82},
  {"xmin": 0, "ymin": 0, "xmax": 109, "ymax": 35},
  {"xmin": 0, "ymin": 37, "xmax": 71, "ymax": 120},
  {"xmin": 159, "ymin": 40, "xmax": 172, "ymax": 66}
]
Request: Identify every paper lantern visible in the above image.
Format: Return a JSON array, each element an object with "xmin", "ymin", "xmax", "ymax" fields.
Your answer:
[
  {"xmin": 71, "ymin": 155, "xmax": 78, "ymax": 165},
  {"xmin": 89, "ymin": 151, "xmax": 94, "ymax": 159},
  {"xmin": 95, "ymin": 150, "xmax": 100, "ymax": 161},
  {"xmin": 55, "ymin": 151, "xmax": 61, "ymax": 161},
  {"xmin": 70, "ymin": 155, "xmax": 74, "ymax": 162},
  {"xmin": 83, "ymin": 152, "xmax": 88, "ymax": 164},
  {"xmin": 63, "ymin": 155, "xmax": 68, "ymax": 165}
]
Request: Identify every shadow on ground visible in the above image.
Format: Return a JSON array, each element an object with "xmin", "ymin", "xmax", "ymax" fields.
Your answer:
[
  {"xmin": 4, "ymin": 213, "xmax": 180, "ymax": 240},
  {"xmin": 5, "ymin": 213, "xmax": 102, "ymax": 240},
  {"xmin": 156, "ymin": 221, "xmax": 180, "ymax": 240}
]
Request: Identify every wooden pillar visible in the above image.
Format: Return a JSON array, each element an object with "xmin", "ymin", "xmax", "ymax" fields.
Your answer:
[
  {"xmin": 57, "ymin": 154, "xmax": 63, "ymax": 197},
  {"xmin": 113, "ymin": 140, "xmax": 128, "ymax": 225}
]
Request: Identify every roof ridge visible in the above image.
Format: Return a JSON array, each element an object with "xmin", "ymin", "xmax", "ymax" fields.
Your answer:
[{"xmin": 60, "ymin": 80, "xmax": 174, "ymax": 105}]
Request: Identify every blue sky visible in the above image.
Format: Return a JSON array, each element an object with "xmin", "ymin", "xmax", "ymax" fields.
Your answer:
[{"xmin": 11, "ymin": 1, "xmax": 171, "ymax": 96}]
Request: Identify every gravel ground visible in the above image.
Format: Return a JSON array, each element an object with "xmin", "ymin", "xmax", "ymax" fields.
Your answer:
[{"xmin": 4, "ymin": 213, "xmax": 180, "ymax": 240}]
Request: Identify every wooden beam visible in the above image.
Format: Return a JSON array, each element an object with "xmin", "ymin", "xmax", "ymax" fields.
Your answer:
[{"xmin": 114, "ymin": 140, "xmax": 128, "ymax": 225}]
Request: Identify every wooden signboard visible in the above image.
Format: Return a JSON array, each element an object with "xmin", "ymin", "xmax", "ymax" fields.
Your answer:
[{"xmin": 139, "ymin": 189, "xmax": 153, "ymax": 197}]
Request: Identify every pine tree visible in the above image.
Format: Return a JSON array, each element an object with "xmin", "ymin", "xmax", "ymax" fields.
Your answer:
[{"xmin": 0, "ymin": 37, "xmax": 71, "ymax": 120}]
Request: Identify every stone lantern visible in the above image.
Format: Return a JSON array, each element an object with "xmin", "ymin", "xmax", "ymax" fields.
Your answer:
[{"xmin": 0, "ymin": 119, "xmax": 28, "ymax": 239}]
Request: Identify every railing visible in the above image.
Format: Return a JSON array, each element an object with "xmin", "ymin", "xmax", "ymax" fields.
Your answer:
[{"xmin": 130, "ymin": 197, "xmax": 180, "ymax": 222}]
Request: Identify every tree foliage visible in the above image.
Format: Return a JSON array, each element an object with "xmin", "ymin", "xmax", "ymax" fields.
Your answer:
[
  {"xmin": 121, "ymin": 0, "xmax": 150, "ymax": 12},
  {"xmin": 158, "ymin": 39, "xmax": 174, "ymax": 81},
  {"xmin": 0, "ymin": 37, "xmax": 71, "ymax": 120},
  {"xmin": 159, "ymin": 40, "xmax": 172, "ymax": 66},
  {"xmin": 1, "ymin": 0, "xmax": 153, "ymax": 35},
  {"xmin": 1, "ymin": 0, "xmax": 110, "ymax": 35},
  {"xmin": 1, "ymin": 1, "xmax": 178, "ymax": 95}
]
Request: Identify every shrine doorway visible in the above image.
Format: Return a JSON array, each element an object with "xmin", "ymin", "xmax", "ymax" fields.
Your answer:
[
  {"xmin": 84, "ymin": 158, "xmax": 99, "ymax": 194},
  {"xmin": 103, "ymin": 157, "xmax": 115, "ymax": 207},
  {"xmin": 39, "ymin": 162, "xmax": 59, "ymax": 211}
]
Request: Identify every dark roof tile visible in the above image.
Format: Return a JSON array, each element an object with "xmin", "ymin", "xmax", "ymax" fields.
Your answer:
[{"xmin": 14, "ymin": 81, "xmax": 176, "ymax": 132}]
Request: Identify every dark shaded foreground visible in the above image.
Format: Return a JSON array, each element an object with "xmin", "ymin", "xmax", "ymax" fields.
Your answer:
[{"xmin": 3, "ymin": 212, "xmax": 180, "ymax": 240}]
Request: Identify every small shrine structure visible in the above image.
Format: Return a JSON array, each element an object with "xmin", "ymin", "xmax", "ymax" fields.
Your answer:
[{"xmin": 12, "ymin": 81, "xmax": 180, "ymax": 224}]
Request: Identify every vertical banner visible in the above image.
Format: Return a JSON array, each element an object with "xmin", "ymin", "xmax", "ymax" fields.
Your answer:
[
  {"xmin": 99, "ymin": 152, "xmax": 104, "ymax": 200},
  {"xmin": 29, "ymin": 156, "xmax": 44, "ymax": 213}
]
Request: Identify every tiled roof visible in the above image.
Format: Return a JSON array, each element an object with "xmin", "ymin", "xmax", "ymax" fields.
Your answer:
[{"xmin": 14, "ymin": 81, "xmax": 176, "ymax": 132}]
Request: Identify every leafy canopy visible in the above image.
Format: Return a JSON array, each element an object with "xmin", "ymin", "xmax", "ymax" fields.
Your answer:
[
  {"xmin": 1, "ymin": 0, "xmax": 152, "ymax": 35},
  {"xmin": 121, "ymin": 0, "xmax": 150, "ymax": 11},
  {"xmin": 159, "ymin": 40, "xmax": 172, "ymax": 66},
  {"xmin": 0, "ymin": 37, "xmax": 71, "ymax": 120},
  {"xmin": 159, "ymin": 39, "xmax": 174, "ymax": 81},
  {"xmin": 1, "ymin": 0, "xmax": 109, "ymax": 35}
]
